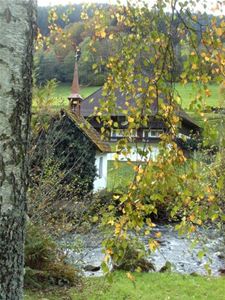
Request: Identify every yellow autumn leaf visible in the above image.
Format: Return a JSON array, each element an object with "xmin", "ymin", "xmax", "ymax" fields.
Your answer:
[
  {"xmin": 138, "ymin": 167, "xmax": 144, "ymax": 174},
  {"xmin": 189, "ymin": 214, "xmax": 195, "ymax": 222},
  {"xmin": 155, "ymin": 232, "xmax": 162, "ymax": 238},
  {"xmin": 136, "ymin": 175, "xmax": 141, "ymax": 182},
  {"xmin": 216, "ymin": 27, "xmax": 223, "ymax": 36},
  {"xmin": 133, "ymin": 165, "xmax": 139, "ymax": 171},
  {"xmin": 115, "ymin": 223, "xmax": 121, "ymax": 235},
  {"xmin": 205, "ymin": 89, "xmax": 211, "ymax": 97},
  {"xmin": 208, "ymin": 195, "xmax": 215, "ymax": 202},
  {"xmin": 172, "ymin": 116, "xmax": 179, "ymax": 123},
  {"xmin": 126, "ymin": 272, "xmax": 135, "ymax": 282},
  {"xmin": 108, "ymin": 119, "xmax": 113, "ymax": 126},
  {"xmin": 149, "ymin": 240, "xmax": 159, "ymax": 251},
  {"xmin": 190, "ymin": 225, "xmax": 196, "ymax": 233},
  {"xmin": 196, "ymin": 219, "xmax": 202, "ymax": 225},
  {"xmin": 107, "ymin": 219, "xmax": 114, "ymax": 225},
  {"xmin": 128, "ymin": 116, "xmax": 134, "ymax": 123},
  {"xmin": 97, "ymin": 30, "xmax": 106, "ymax": 38}
]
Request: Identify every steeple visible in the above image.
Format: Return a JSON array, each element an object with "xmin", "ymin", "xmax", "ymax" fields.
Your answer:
[{"xmin": 68, "ymin": 48, "xmax": 83, "ymax": 115}]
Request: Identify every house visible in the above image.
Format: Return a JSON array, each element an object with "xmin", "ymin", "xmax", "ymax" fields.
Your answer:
[
  {"xmin": 56, "ymin": 50, "xmax": 200, "ymax": 194},
  {"xmin": 58, "ymin": 110, "xmax": 111, "ymax": 191},
  {"xmin": 80, "ymin": 86, "xmax": 201, "ymax": 161},
  {"xmin": 52, "ymin": 54, "xmax": 111, "ymax": 192}
]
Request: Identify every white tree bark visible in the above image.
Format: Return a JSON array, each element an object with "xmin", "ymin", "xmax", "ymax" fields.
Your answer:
[{"xmin": 0, "ymin": 1, "xmax": 36, "ymax": 299}]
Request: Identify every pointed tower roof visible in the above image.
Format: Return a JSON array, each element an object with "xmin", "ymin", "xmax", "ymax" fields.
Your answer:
[{"xmin": 68, "ymin": 49, "xmax": 83, "ymax": 101}]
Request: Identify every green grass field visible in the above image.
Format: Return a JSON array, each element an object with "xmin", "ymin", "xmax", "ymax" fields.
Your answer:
[
  {"xmin": 175, "ymin": 83, "xmax": 220, "ymax": 109},
  {"xmin": 107, "ymin": 160, "xmax": 135, "ymax": 191},
  {"xmin": 50, "ymin": 82, "xmax": 221, "ymax": 111},
  {"xmin": 25, "ymin": 272, "xmax": 225, "ymax": 300},
  {"xmin": 52, "ymin": 83, "xmax": 222, "ymax": 129},
  {"xmin": 52, "ymin": 82, "xmax": 221, "ymax": 109},
  {"xmin": 53, "ymin": 83, "xmax": 100, "ymax": 100}
]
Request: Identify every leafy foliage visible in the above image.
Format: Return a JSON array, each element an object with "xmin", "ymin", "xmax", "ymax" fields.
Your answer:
[
  {"xmin": 82, "ymin": 0, "xmax": 225, "ymax": 270},
  {"xmin": 111, "ymin": 238, "xmax": 155, "ymax": 272}
]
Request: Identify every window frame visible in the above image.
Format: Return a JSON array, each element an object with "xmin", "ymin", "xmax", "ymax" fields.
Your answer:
[{"xmin": 143, "ymin": 129, "xmax": 163, "ymax": 139}]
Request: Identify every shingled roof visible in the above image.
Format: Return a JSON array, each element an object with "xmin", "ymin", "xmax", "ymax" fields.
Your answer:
[
  {"xmin": 61, "ymin": 109, "xmax": 111, "ymax": 153},
  {"xmin": 81, "ymin": 87, "xmax": 201, "ymax": 131}
]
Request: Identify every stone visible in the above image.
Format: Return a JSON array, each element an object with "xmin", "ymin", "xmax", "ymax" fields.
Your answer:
[
  {"xmin": 83, "ymin": 265, "xmax": 101, "ymax": 272},
  {"xmin": 159, "ymin": 261, "xmax": 172, "ymax": 273}
]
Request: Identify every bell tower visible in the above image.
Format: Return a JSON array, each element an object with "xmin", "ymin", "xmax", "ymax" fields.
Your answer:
[{"xmin": 68, "ymin": 48, "xmax": 83, "ymax": 115}]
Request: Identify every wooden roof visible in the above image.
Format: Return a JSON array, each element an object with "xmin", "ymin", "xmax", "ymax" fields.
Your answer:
[
  {"xmin": 61, "ymin": 109, "xmax": 111, "ymax": 153},
  {"xmin": 81, "ymin": 87, "xmax": 201, "ymax": 131}
]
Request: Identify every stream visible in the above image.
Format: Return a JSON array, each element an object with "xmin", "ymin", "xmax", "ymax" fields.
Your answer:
[{"xmin": 60, "ymin": 224, "xmax": 225, "ymax": 277}]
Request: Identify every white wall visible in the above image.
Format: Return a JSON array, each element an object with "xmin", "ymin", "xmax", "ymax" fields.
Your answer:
[
  {"xmin": 94, "ymin": 145, "xmax": 159, "ymax": 191},
  {"xmin": 94, "ymin": 152, "xmax": 108, "ymax": 191},
  {"xmin": 107, "ymin": 145, "xmax": 159, "ymax": 162}
]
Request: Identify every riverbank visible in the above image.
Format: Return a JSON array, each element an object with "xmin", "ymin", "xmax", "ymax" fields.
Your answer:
[{"xmin": 25, "ymin": 271, "xmax": 225, "ymax": 300}]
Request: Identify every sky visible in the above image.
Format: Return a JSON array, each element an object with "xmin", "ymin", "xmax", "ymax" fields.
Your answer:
[
  {"xmin": 37, "ymin": 0, "xmax": 225, "ymax": 15},
  {"xmin": 38, "ymin": 0, "xmax": 113, "ymax": 6}
]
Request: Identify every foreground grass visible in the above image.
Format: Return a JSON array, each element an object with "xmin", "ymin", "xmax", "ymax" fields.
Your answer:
[{"xmin": 25, "ymin": 272, "xmax": 225, "ymax": 300}]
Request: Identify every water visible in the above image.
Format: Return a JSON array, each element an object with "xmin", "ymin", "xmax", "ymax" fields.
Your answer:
[{"xmin": 60, "ymin": 224, "xmax": 225, "ymax": 277}]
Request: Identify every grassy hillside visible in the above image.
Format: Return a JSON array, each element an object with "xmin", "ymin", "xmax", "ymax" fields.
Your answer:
[
  {"xmin": 37, "ymin": 82, "xmax": 220, "ymax": 115},
  {"xmin": 32, "ymin": 83, "xmax": 100, "ymax": 111},
  {"xmin": 53, "ymin": 83, "xmax": 100, "ymax": 100},
  {"xmin": 53, "ymin": 82, "xmax": 220, "ymax": 109},
  {"xmin": 175, "ymin": 83, "xmax": 220, "ymax": 109}
]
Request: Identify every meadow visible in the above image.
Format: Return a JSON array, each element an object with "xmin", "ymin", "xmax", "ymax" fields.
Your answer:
[
  {"xmin": 25, "ymin": 272, "xmax": 225, "ymax": 300},
  {"xmin": 53, "ymin": 83, "xmax": 100, "ymax": 100},
  {"xmin": 175, "ymin": 83, "xmax": 221, "ymax": 109},
  {"xmin": 47, "ymin": 82, "xmax": 222, "ymax": 131},
  {"xmin": 52, "ymin": 82, "xmax": 221, "ymax": 110}
]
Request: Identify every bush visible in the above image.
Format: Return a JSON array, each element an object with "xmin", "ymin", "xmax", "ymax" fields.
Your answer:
[
  {"xmin": 25, "ymin": 223, "xmax": 57, "ymax": 270},
  {"xmin": 88, "ymin": 73, "xmax": 106, "ymax": 86},
  {"xmin": 25, "ymin": 223, "xmax": 81, "ymax": 288},
  {"xmin": 111, "ymin": 238, "xmax": 155, "ymax": 273}
]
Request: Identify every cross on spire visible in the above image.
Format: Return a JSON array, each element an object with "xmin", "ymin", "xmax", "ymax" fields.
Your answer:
[{"xmin": 75, "ymin": 48, "xmax": 81, "ymax": 62}]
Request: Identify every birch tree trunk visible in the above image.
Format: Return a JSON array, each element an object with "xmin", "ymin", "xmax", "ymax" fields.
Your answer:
[{"xmin": 0, "ymin": 1, "xmax": 36, "ymax": 299}]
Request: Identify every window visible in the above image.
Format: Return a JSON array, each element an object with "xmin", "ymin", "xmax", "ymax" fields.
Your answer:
[
  {"xmin": 177, "ymin": 133, "xmax": 190, "ymax": 140},
  {"xmin": 143, "ymin": 129, "xmax": 163, "ymax": 139},
  {"xmin": 130, "ymin": 129, "xmax": 137, "ymax": 137},
  {"xmin": 99, "ymin": 157, "xmax": 103, "ymax": 178},
  {"xmin": 111, "ymin": 129, "xmax": 124, "ymax": 138},
  {"xmin": 111, "ymin": 129, "xmax": 137, "ymax": 139}
]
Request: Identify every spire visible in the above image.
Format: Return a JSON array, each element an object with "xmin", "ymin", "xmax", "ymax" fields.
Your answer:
[{"xmin": 68, "ymin": 48, "xmax": 83, "ymax": 115}]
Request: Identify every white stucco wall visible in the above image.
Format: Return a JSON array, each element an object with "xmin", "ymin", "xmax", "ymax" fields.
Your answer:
[
  {"xmin": 107, "ymin": 144, "xmax": 159, "ymax": 162},
  {"xmin": 94, "ymin": 152, "xmax": 108, "ymax": 191},
  {"xmin": 94, "ymin": 145, "xmax": 159, "ymax": 191}
]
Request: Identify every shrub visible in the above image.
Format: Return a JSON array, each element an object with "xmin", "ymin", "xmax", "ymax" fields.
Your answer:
[
  {"xmin": 25, "ymin": 223, "xmax": 57, "ymax": 270},
  {"xmin": 110, "ymin": 238, "xmax": 155, "ymax": 273},
  {"xmin": 25, "ymin": 223, "xmax": 81, "ymax": 288}
]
